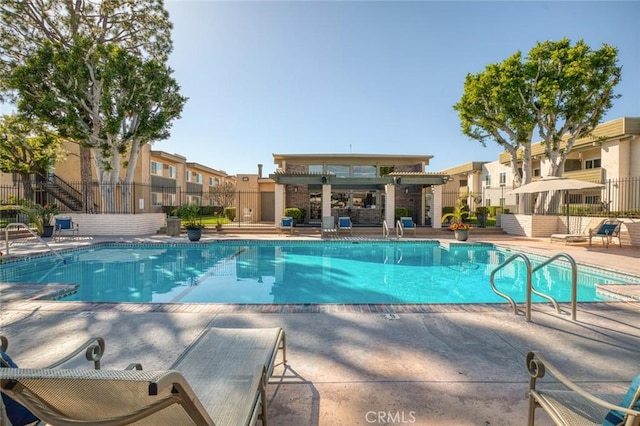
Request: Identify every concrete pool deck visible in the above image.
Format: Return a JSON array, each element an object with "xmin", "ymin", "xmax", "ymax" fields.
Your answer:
[{"xmin": 1, "ymin": 231, "xmax": 640, "ymax": 425}]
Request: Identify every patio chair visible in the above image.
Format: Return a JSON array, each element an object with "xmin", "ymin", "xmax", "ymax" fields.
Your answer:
[
  {"xmin": 1, "ymin": 335, "xmax": 106, "ymax": 426},
  {"xmin": 589, "ymin": 219, "xmax": 623, "ymax": 248},
  {"xmin": 399, "ymin": 217, "xmax": 417, "ymax": 236},
  {"xmin": 243, "ymin": 208, "xmax": 254, "ymax": 222},
  {"xmin": 526, "ymin": 351, "xmax": 640, "ymax": 426},
  {"xmin": 337, "ymin": 216, "xmax": 352, "ymax": 236},
  {"xmin": 279, "ymin": 216, "xmax": 294, "ymax": 235},
  {"xmin": 321, "ymin": 216, "xmax": 337, "ymax": 238},
  {"xmin": 54, "ymin": 217, "xmax": 79, "ymax": 241},
  {"xmin": 0, "ymin": 327, "xmax": 286, "ymax": 426}
]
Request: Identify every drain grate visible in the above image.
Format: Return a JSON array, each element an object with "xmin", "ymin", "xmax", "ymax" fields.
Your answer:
[{"xmin": 384, "ymin": 313, "xmax": 400, "ymax": 320}]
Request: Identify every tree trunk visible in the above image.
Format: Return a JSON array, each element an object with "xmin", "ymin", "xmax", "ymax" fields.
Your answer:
[{"xmin": 80, "ymin": 146, "xmax": 95, "ymax": 213}]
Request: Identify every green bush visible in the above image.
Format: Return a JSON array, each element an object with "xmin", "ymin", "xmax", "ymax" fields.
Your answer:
[
  {"xmin": 284, "ymin": 207, "xmax": 306, "ymax": 223},
  {"xmin": 224, "ymin": 207, "xmax": 236, "ymax": 221},
  {"xmin": 394, "ymin": 207, "xmax": 412, "ymax": 221}
]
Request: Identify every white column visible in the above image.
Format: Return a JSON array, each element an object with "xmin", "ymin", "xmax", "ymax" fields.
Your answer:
[
  {"xmin": 322, "ymin": 184, "xmax": 332, "ymax": 217},
  {"xmin": 274, "ymin": 184, "xmax": 285, "ymax": 225},
  {"xmin": 385, "ymin": 184, "xmax": 396, "ymax": 227},
  {"xmin": 432, "ymin": 185, "xmax": 443, "ymax": 229}
]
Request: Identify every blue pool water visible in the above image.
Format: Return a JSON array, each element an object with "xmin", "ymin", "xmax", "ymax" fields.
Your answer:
[{"xmin": 1, "ymin": 241, "xmax": 637, "ymax": 304}]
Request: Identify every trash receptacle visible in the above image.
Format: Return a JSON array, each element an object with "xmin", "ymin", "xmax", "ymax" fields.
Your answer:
[{"xmin": 167, "ymin": 216, "xmax": 181, "ymax": 236}]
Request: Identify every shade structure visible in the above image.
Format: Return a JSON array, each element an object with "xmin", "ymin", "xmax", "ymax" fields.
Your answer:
[
  {"xmin": 509, "ymin": 176, "xmax": 604, "ymax": 194},
  {"xmin": 509, "ymin": 176, "xmax": 605, "ymax": 233}
]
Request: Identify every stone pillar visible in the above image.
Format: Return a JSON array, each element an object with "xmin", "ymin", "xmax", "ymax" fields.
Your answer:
[
  {"xmin": 432, "ymin": 185, "xmax": 443, "ymax": 229},
  {"xmin": 275, "ymin": 184, "xmax": 285, "ymax": 225},
  {"xmin": 385, "ymin": 184, "xmax": 396, "ymax": 228},
  {"xmin": 322, "ymin": 184, "xmax": 332, "ymax": 218}
]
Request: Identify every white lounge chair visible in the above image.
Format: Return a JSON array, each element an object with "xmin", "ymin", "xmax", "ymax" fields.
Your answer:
[
  {"xmin": 399, "ymin": 217, "xmax": 416, "ymax": 236},
  {"xmin": 337, "ymin": 216, "xmax": 352, "ymax": 236},
  {"xmin": 0, "ymin": 327, "xmax": 287, "ymax": 426},
  {"xmin": 279, "ymin": 217, "xmax": 293, "ymax": 235},
  {"xmin": 526, "ymin": 351, "xmax": 640, "ymax": 425}
]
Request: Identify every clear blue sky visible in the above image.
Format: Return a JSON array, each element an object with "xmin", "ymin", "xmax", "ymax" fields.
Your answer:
[{"xmin": 162, "ymin": 1, "xmax": 639, "ymax": 177}]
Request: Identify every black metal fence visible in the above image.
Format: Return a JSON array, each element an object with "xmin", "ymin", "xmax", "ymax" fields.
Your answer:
[
  {"xmin": 0, "ymin": 180, "xmax": 270, "ymax": 224},
  {"xmin": 443, "ymin": 176, "xmax": 640, "ymax": 218}
]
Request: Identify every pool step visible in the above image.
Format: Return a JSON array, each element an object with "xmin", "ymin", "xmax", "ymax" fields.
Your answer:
[{"xmin": 595, "ymin": 284, "xmax": 640, "ymax": 301}]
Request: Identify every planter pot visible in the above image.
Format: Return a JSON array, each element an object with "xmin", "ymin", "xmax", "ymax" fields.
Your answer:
[
  {"xmin": 216, "ymin": 224, "xmax": 223, "ymax": 232},
  {"xmin": 186, "ymin": 228, "xmax": 202, "ymax": 242},
  {"xmin": 39, "ymin": 225, "xmax": 54, "ymax": 238},
  {"xmin": 454, "ymin": 229, "xmax": 469, "ymax": 241}
]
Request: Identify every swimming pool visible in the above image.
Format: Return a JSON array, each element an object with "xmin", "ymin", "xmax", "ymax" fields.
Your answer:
[{"xmin": 1, "ymin": 241, "xmax": 637, "ymax": 304}]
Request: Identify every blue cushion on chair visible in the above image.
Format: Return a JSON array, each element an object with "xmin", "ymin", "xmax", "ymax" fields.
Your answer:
[
  {"xmin": 281, "ymin": 217, "xmax": 292, "ymax": 227},
  {"xmin": 401, "ymin": 218, "xmax": 414, "ymax": 228},
  {"xmin": 56, "ymin": 218, "xmax": 72, "ymax": 229},
  {"xmin": 603, "ymin": 374, "xmax": 640, "ymax": 426},
  {"xmin": 0, "ymin": 350, "xmax": 39, "ymax": 426},
  {"xmin": 597, "ymin": 224, "xmax": 618, "ymax": 235},
  {"xmin": 339, "ymin": 217, "xmax": 351, "ymax": 227}
]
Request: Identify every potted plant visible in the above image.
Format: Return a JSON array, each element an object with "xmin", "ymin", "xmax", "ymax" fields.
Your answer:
[
  {"xmin": 172, "ymin": 203, "xmax": 204, "ymax": 241},
  {"xmin": 442, "ymin": 200, "xmax": 471, "ymax": 241},
  {"xmin": 214, "ymin": 212, "xmax": 224, "ymax": 231}
]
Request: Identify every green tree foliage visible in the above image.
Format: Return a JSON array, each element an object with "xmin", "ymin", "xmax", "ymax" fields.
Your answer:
[
  {"xmin": 527, "ymin": 39, "xmax": 621, "ymax": 176},
  {"xmin": 9, "ymin": 38, "xmax": 187, "ymax": 212},
  {"xmin": 0, "ymin": 114, "xmax": 63, "ymax": 200},
  {"xmin": 454, "ymin": 38, "xmax": 620, "ymax": 213},
  {"xmin": 1, "ymin": 1, "xmax": 187, "ymax": 213}
]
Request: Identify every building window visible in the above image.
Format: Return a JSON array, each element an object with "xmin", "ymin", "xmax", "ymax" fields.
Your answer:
[
  {"xmin": 186, "ymin": 170, "xmax": 192, "ymax": 181},
  {"xmin": 209, "ymin": 177, "xmax": 214, "ymax": 185},
  {"xmin": 151, "ymin": 192, "xmax": 162, "ymax": 206},
  {"xmin": 352, "ymin": 165, "xmax": 376, "ymax": 178},
  {"xmin": 564, "ymin": 159, "xmax": 582, "ymax": 172},
  {"xmin": 327, "ymin": 165, "xmax": 350, "ymax": 178},
  {"xmin": 499, "ymin": 172, "xmax": 506, "ymax": 187},
  {"xmin": 485, "ymin": 175, "xmax": 492, "ymax": 188},
  {"xmin": 151, "ymin": 161, "xmax": 162, "ymax": 175},
  {"xmin": 533, "ymin": 168, "xmax": 541, "ymax": 177},
  {"xmin": 309, "ymin": 164, "xmax": 323, "ymax": 174},
  {"xmin": 168, "ymin": 165, "xmax": 176, "ymax": 178},
  {"xmin": 585, "ymin": 158, "xmax": 601, "ymax": 169},
  {"xmin": 196, "ymin": 173, "xmax": 202, "ymax": 184},
  {"xmin": 459, "ymin": 179, "xmax": 468, "ymax": 187}
]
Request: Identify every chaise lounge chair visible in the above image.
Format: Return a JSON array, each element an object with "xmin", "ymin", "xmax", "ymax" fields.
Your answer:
[
  {"xmin": 337, "ymin": 216, "xmax": 352, "ymax": 236},
  {"xmin": 589, "ymin": 218, "xmax": 623, "ymax": 248},
  {"xmin": 526, "ymin": 351, "xmax": 640, "ymax": 425},
  {"xmin": 0, "ymin": 327, "xmax": 287, "ymax": 426},
  {"xmin": 279, "ymin": 217, "xmax": 293, "ymax": 235},
  {"xmin": 399, "ymin": 217, "xmax": 417, "ymax": 237},
  {"xmin": 321, "ymin": 216, "xmax": 337, "ymax": 238},
  {"xmin": 54, "ymin": 217, "xmax": 79, "ymax": 241}
]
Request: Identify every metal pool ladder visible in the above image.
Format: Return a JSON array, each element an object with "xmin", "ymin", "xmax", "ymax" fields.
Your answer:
[
  {"xmin": 490, "ymin": 252, "xmax": 578, "ymax": 322},
  {"xmin": 4, "ymin": 222, "xmax": 66, "ymax": 263}
]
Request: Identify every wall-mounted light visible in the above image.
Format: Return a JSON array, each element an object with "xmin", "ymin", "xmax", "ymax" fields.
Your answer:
[
  {"xmin": 395, "ymin": 177, "xmax": 402, "ymax": 184},
  {"xmin": 242, "ymin": 176, "xmax": 249, "ymax": 181},
  {"xmin": 293, "ymin": 187, "xmax": 298, "ymax": 193},
  {"xmin": 321, "ymin": 176, "xmax": 328, "ymax": 184},
  {"xmin": 404, "ymin": 188, "xmax": 409, "ymax": 194}
]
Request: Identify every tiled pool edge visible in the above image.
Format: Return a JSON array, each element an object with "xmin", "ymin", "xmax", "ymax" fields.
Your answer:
[{"xmin": 3, "ymin": 299, "xmax": 638, "ymax": 314}]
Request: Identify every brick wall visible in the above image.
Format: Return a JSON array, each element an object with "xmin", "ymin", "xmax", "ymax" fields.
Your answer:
[{"xmin": 60, "ymin": 213, "xmax": 166, "ymax": 236}]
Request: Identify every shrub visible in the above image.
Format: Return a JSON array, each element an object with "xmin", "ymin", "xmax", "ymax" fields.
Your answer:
[
  {"xmin": 394, "ymin": 207, "xmax": 412, "ymax": 221},
  {"xmin": 224, "ymin": 207, "xmax": 236, "ymax": 221},
  {"xmin": 284, "ymin": 207, "xmax": 305, "ymax": 224}
]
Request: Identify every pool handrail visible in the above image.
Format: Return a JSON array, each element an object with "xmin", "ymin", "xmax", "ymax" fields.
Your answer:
[
  {"xmin": 531, "ymin": 253, "xmax": 578, "ymax": 321},
  {"xmin": 490, "ymin": 253, "xmax": 530, "ymax": 317},
  {"xmin": 382, "ymin": 220, "xmax": 390, "ymax": 239},
  {"xmin": 491, "ymin": 252, "xmax": 578, "ymax": 322},
  {"xmin": 396, "ymin": 219, "xmax": 403, "ymax": 238},
  {"xmin": 4, "ymin": 222, "xmax": 65, "ymax": 263}
]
